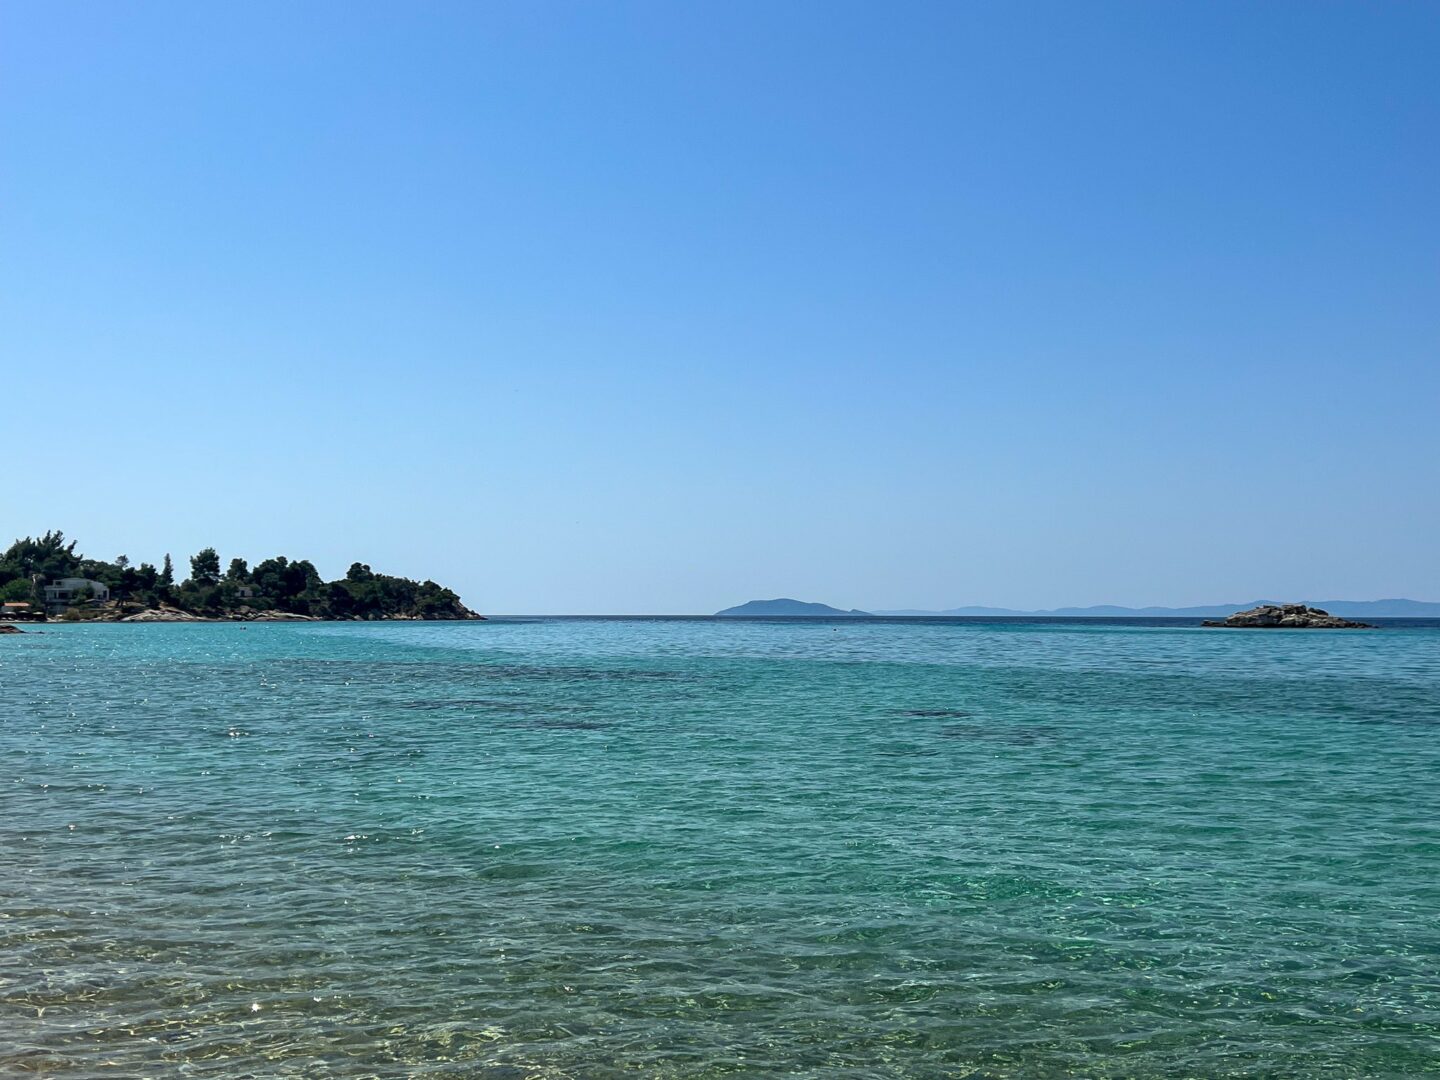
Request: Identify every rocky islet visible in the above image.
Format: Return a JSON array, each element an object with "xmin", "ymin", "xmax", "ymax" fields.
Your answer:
[{"xmin": 1202, "ymin": 603, "xmax": 1373, "ymax": 629}]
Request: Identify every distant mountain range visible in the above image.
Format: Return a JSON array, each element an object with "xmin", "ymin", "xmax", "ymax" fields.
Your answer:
[
  {"xmin": 874, "ymin": 599, "xmax": 1440, "ymax": 618},
  {"xmin": 716, "ymin": 598, "xmax": 871, "ymax": 616},
  {"xmin": 713, "ymin": 598, "xmax": 1440, "ymax": 618}
]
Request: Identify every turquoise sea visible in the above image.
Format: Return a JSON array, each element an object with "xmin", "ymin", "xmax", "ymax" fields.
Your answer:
[{"xmin": 3, "ymin": 617, "xmax": 1439, "ymax": 1077}]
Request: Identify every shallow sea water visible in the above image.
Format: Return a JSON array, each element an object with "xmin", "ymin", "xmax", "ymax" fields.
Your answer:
[{"xmin": 2, "ymin": 617, "xmax": 1438, "ymax": 1077}]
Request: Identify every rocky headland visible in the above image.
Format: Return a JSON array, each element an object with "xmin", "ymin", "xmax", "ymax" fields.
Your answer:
[
  {"xmin": 1202, "ymin": 604, "xmax": 1373, "ymax": 629},
  {"xmin": 2, "ymin": 531, "xmax": 484, "ymax": 624}
]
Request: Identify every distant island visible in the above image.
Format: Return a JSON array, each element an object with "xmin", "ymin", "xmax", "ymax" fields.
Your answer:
[
  {"xmin": 875, "ymin": 599, "xmax": 1440, "ymax": 618},
  {"xmin": 0, "ymin": 531, "xmax": 481, "ymax": 623},
  {"xmin": 716, "ymin": 598, "xmax": 870, "ymax": 617}
]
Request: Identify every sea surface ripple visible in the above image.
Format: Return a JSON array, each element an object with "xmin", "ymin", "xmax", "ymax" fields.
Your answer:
[{"xmin": 2, "ymin": 618, "xmax": 1439, "ymax": 1077}]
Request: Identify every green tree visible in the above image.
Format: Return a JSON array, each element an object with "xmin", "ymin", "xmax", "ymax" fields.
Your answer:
[
  {"xmin": 250, "ymin": 556, "xmax": 291, "ymax": 600},
  {"xmin": 159, "ymin": 554, "xmax": 174, "ymax": 588},
  {"xmin": 0, "ymin": 531, "xmax": 81, "ymax": 584},
  {"xmin": 226, "ymin": 558, "xmax": 249, "ymax": 582},
  {"xmin": 0, "ymin": 578, "xmax": 34, "ymax": 603},
  {"xmin": 190, "ymin": 547, "xmax": 221, "ymax": 586},
  {"xmin": 326, "ymin": 580, "xmax": 356, "ymax": 617}
]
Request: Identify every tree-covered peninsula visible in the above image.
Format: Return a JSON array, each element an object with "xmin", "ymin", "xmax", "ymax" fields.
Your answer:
[{"xmin": 0, "ymin": 531, "xmax": 481, "ymax": 621}]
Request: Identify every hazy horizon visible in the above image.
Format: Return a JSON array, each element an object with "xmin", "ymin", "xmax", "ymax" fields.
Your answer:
[{"xmin": 5, "ymin": 2, "xmax": 1437, "ymax": 615}]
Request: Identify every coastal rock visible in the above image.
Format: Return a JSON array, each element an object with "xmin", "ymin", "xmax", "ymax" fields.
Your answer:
[
  {"xmin": 0, "ymin": 624, "xmax": 23, "ymax": 634},
  {"xmin": 120, "ymin": 607, "xmax": 207, "ymax": 622},
  {"xmin": 1202, "ymin": 604, "xmax": 1373, "ymax": 629},
  {"xmin": 109, "ymin": 606, "xmax": 479, "ymax": 623}
]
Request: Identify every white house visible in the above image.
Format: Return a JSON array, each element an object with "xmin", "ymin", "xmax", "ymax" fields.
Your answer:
[{"xmin": 44, "ymin": 578, "xmax": 111, "ymax": 607}]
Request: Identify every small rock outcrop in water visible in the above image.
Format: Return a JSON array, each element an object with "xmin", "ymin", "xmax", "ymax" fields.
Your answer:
[
  {"xmin": 1202, "ymin": 604, "xmax": 1373, "ymax": 629},
  {"xmin": 0, "ymin": 624, "xmax": 23, "ymax": 634}
]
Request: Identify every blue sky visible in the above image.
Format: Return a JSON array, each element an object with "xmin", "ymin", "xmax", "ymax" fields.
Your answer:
[{"xmin": 3, "ymin": 1, "xmax": 1437, "ymax": 613}]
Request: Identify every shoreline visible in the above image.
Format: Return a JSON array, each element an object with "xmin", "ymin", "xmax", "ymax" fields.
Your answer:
[{"xmin": 8, "ymin": 609, "xmax": 485, "ymax": 626}]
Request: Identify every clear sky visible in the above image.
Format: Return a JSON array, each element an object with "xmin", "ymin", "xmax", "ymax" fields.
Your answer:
[{"xmin": 3, "ymin": 1, "xmax": 1437, "ymax": 613}]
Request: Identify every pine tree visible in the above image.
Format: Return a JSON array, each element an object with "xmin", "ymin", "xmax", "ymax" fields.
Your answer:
[{"xmin": 190, "ymin": 547, "xmax": 221, "ymax": 585}]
